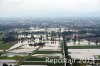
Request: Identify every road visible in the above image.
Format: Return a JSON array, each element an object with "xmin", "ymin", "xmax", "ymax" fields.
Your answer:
[{"xmin": 62, "ymin": 34, "xmax": 71, "ymax": 66}]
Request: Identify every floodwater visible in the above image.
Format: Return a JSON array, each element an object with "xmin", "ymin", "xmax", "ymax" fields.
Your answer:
[
  {"xmin": 69, "ymin": 49, "xmax": 100, "ymax": 60},
  {"xmin": 0, "ymin": 60, "xmax": 17, "ymax": 66}
]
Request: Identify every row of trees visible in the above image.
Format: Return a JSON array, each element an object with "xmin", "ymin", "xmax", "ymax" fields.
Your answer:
[
  {"xmin": 1, "ymin": 31, "xmax": 18, "ymax": 43},
  {"xmin": 2, "ymin": 28, "xmax": 100, "ymax": 45}
]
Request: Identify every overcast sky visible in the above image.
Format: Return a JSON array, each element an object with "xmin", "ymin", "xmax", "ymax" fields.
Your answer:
[{"xmin": 0, "ymin": 0, "xmax": 100, "ymax": 17}]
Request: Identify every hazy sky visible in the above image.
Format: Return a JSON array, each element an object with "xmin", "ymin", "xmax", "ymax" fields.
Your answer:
[{"xmin": 0, "ymin": 0, "xmax": 100, "ymax": 17}]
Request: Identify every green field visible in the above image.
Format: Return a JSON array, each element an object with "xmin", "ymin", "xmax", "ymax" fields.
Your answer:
[
  {"xmin": 21, "ymin": 62, "xmax": 64, "ymax": 66},
  {"xmin": 68, "ymin": 45, "xmax": 100, "ymax": 49},
  {"xmin": 35, "ymin": 51, "xmax": 61, "ymax": 54},
  {"xmin": 0, "ymin": 42, "xmax": 15, "ymax": 50},
  {"xmin": 25, "ymin": 57, "xmax": 46, "ymax": 61},
  {"xmin": 0, "ymin": 56, "xmax": 27, "ymax": 60}
]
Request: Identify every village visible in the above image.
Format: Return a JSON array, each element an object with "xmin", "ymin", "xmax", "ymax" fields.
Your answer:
[{"xmin": 0, "ymin": 26, "xmax": 100, "ymax": 66}]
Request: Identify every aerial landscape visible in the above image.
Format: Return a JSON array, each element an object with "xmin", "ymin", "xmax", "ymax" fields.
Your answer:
[{"xmin": 0, "ymin": 0, "xmax": 100, "ymax": 66}]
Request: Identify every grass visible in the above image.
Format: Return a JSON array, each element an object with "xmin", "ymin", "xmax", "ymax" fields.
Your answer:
[
  {"xmin": 21, "ymin": 62, "xmax": 63, "ymax": 65},
  {"xmin": 96, "ymin": 55, "xmax": 100, "ymax": 59},
  {"xmin": 25, "ymin": 56, "xmax": 61, "ymax": 61},
  {"xmin": 0, "ymin": 42, "xmax": 15, "ymax": 50},
  {"xmin": 0, "ymin": 51, "xmax": 5, "ymax": 55},
  {"xmin": 0, "ymin": 56, "xmax": 27, "ymax": 60},
  {"xmin": 25, "ymin": 57, "xmax": 46, "ymax": 61},
  {"xmin": 35, "ymin": 51, "xmax": 61, "ymax": 54},
  {"xmin": 68, "ymin": 45, "xmax": 100, "ymax": 49}
]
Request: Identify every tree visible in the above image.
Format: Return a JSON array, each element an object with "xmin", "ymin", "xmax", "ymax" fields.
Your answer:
[
  {"xmin": 78, "ymin": 30, "xmax": 87, "ymax": 34},
  {"xmin": 2, "ymin": 35, "xmax": 17, "ymax": 43},
  {"xmin": 46, "ymin": 31, "xmax": 48, "ymax": 41},
  {"xmin": 39, "ymin": 35, "xmax": 43, "ymax": 43},
  {"xmin": 78, "ymin": 38, "xmax": 80, "ymax": 45},
  {"xmin": 88, "ymin": 39, "xmax": 91, "ymax": 45},
  {"xmin": 72, "ymin": 35, "xmax": 77, "ymax": 45},
  {"xmin": 3, "ymin": 63, "xmax": 8, "ymax": 66},
  {"xmin": 0, "ymin": 53, "xmax": 1, "ymax": 56},
  {"xmin": 95, "ymin": 38, "xmax": 99, "ymax": 45}
]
